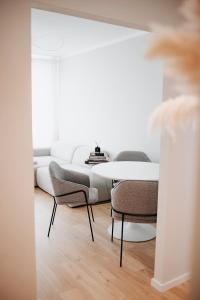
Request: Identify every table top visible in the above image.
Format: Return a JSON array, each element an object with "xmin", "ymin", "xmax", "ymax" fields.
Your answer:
[{"xmin": 92, "ymin": 161, "xmax": 159, "ymax": 181}]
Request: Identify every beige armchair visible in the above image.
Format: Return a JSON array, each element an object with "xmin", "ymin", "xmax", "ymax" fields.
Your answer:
[
  {"xmin": 114, "ymin": 151, "xmax": 151, "ymax": 162},
  {"xmin": 111, "ymin": 180, "xmax": 158, "ymax": 266},
  {"xmin": 48, "ymin": 161, "xmax": 98, "ymax": 242}
]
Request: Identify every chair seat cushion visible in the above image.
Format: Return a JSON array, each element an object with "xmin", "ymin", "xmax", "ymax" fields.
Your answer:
[
  {"xmin": 63, "ymin": 187, "xmax": 98, "ymax": 207},
  {"xmin": 112, "ymin": 211, "xmax": 157, "ymax": 223}
]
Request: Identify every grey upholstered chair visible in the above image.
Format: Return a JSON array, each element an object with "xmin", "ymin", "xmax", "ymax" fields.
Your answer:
[
  {"xmin": 114, "ymin": 151, "xmax": 151, "ymax": 162},
  {"xmin": 110, "ymin": 151, "xmax": 152, "ymax": 216},
  {"xmin": 111, "ymin": 150, "xmax": 151, "ymax": 192},
  {"xmin": 48, "ymin": 161, "xmax": 98, "ymax": 241},
  {"xmin": 111, "ymin": 180, "xmax": 158, "ymax": 266}
]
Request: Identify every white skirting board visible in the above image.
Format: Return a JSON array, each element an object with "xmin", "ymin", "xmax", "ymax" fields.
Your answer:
[{"xmin": 151, "ymin": 272, "xmax": 190, "ymax": 292}]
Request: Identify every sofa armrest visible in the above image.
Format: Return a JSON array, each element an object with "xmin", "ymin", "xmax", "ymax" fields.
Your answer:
[{"xmin": 33, "ymin": 147, "xmax": 51, "ymax": 157}]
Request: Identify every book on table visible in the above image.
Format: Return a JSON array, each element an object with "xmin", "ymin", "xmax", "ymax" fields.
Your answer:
[{"xmin": 85, "ymin": 152, "xmax": 109, "ymax": 164}]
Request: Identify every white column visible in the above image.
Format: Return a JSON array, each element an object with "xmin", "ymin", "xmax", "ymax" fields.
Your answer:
[
  {"xmin": 151, "ymin": 78, "xmax": 197, "ymax": 291},
  {"xmin": 0, "ymin": 1, "xmax": 36, "ymax": 299}
]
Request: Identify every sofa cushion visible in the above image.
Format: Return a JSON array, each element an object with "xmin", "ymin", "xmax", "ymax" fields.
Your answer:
[
  {"xmin": 33, "ymin": 156, "xmax": 66, "ymax": 168},
  {"xmin": 33, "ymin": 147, "xmax": 50, "ymax": 157},
  {"xmin": 71, "ymin": 145, "xmax": 92, "ymax": 165},
  {"xmin": 50, "ymin": 141, "xmax": 75, "ymax": 162},
  {"xmin": 36, "ymin": 166, "xmax": 54, "ymax": 195}
]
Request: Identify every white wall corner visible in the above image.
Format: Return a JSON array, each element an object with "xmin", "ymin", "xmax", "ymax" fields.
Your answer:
[{"xmin": 151, "ymin": 273, "xmax": 190, "ymax": 293}]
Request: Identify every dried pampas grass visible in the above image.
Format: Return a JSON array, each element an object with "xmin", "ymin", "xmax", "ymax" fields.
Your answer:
[
  {"xmin": 147, "ymin": 30, "xmax": 200, "ymax": 88},
  {"xmin": 147, "ymin": 0, "xmax": 200, "ymax": 137},
  {"xmin": 180, "ymin": 0, "xmax": 200, "ymax": 33},
  {"xmin": 149, "ymin": 95, "xmax": 200, "ymax": 139},
  {"xmin": 147, "ymin": 0, "xmax": 200, "ymax": 92}
]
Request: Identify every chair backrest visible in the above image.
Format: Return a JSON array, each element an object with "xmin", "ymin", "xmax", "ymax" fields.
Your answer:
[
  {"xmin": 49, "ymin": 161, "xmax": 89, "ymax": 184},
  {"xmin": 49, "ymin": 161, "xmax": 70, "ymax": 199},
  {"xmin": 49, "ymin": 161, "xmax": 66, "ymax": 181},
  {"xmin": 114, "ymin": 151, "xmax": 151, "ymax": 162},
  {"xmin": 111, "ymin": 180, "xmax": 158, "ymax": 219},
  {"xmin": 49, "ymin": 161, "xmax": 90, "ymax": 200}
]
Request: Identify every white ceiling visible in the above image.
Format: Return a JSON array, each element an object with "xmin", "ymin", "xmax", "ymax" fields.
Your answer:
[{"xmin": 31, "ymin": 9, "xmax": 145, "ymax": 59}]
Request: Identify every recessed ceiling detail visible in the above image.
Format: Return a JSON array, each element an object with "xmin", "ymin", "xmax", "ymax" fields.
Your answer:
[
  {"xmin": 31, "ymin": 9, "xmax": 147, "ymax": 59},
  {"xmin": 33, "ymin": 34, "xmax": 65, "ymax": 52}
]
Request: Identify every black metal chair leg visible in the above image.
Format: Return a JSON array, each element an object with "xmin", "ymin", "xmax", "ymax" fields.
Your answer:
[
  {"xmin": 83, "ymin": 192, "xmax": 94, "ymax": 242},
  {"xmin": 111, "ymin": 217, "xmax": 114, "ymax": 242},
  {"xmin": 86, "ymin": 202, "xmax": 94, "ymax": 241},
  {"xmin": 51, "ymin": 197, "xmax": 56, "ymax": 225},
  {"xmin": 52, "ymin": 202, "xmax": 57, "ymax": 225},
  {"xmin": 90, "ymin": 205, "xmax": 95, "ymax": 222},
  {"xmin": 120, "ymin": 214, "xmax": 124, "ymax": 267},
  {"xmin": 47, "ymin": 200, "xmax": 56, "ymax": 237}
]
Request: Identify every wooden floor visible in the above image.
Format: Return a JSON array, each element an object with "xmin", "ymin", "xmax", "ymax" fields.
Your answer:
[{"xmin": 35, "ymin": 188, "xmax": 189, "ymax": 300}]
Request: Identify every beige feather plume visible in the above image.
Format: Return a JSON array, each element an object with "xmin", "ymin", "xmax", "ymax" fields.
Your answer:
[
  {"xmin": 147, "ymin": 0, "xmax": 200, "ymax": 137},
  {"xmin": 149, "ymin": 95, "xmax": 200, "ymax": 138},
  {"xmin": 147, "ymin": 0, "xmax": 200, "ymax": 89},
  {"xmin": 180, "ymin": 0, "xmax": 200, "ymax": 32},
  {"xmin": 147, "ymin": 30, "xmax": 200, "ymax": 87}
]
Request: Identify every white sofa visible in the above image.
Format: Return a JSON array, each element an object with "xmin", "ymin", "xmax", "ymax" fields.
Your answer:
[{"xmin": 34, "ymin": 141, "xmax": 112, "ymax": 206}]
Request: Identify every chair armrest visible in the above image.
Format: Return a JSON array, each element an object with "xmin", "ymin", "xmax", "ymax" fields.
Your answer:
[
  {"xmin": 52, "ymin": 177, "xmax": 89, "ymax": 204},
  {"xmin": 62, "ymin": 168, "xmax": 90, "ymax": 187},
  {"xmin": 33, "ymin": 147, "xmax": 51, "ymax": 157}
]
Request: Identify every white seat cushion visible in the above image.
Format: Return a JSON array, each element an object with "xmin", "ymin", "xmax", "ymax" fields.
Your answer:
[
  {"xmin": 34, "ymin": 156, "xmax": 66, "ymax": 168},
  {"xmin": 36, "ymin": 166, "xmax": 54, "ymax": 195},
  {"xmin": 89, "ymin": 187, "xmax": 98, "ymax": 203}
]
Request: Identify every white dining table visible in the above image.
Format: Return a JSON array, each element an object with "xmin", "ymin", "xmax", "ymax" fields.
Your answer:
[{"xmin": 92, "ymin": 161, "xmax": 159, "ymax": 242}]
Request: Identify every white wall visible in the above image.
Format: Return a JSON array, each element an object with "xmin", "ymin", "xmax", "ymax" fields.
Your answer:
[
  {"xmin": 151, "ymin": 126, "xmax": 196, "ymax": 292},
  {"xmin": 59, "ymin": 33, "xmax": 163, "ymax": 161},
  {"xmin": 32, "ymin": 58, "xmax": 59, "ymax": 147}
]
